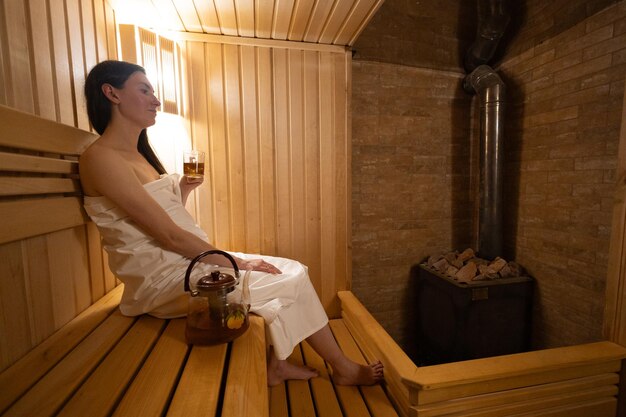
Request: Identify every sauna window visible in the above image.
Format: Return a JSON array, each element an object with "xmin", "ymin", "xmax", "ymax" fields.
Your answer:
[{"xmin": 119, "ymin": 25, "xmax": 181, "ymax": 115}]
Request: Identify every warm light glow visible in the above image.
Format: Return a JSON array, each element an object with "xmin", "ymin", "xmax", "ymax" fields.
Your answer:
[
  {"xmin": 148, "ymin": 112, "xmax": 192, "ymax": 176},
  {"xmin": 108, "ymin": 0, "xmax": 161, "ymax": 29}
]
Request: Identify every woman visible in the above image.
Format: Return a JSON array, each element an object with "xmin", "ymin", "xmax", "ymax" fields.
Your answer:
[{"xmin": 80, "ymin": 60, "xmax": 383, "ymax": 386}]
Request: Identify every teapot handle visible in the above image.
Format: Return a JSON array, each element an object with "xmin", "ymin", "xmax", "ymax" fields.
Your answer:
[{"xmin": 184, "ymin": 249, "xmax": 240, "ymax": 293}]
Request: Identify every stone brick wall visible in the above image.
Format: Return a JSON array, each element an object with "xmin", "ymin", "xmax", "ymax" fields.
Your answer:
[
  {"xmin": 351, "ymin": 0, "xmax": 626, "ymax": 353},
  {"xmin": 351, "ymin": 62, "xmax": 474, "ymax": 350},
  {"xmin": 498, "ymin": 1, "xmax": 626, "ymax": 348},
  {"xmin": 353, "ymin": 0, "xmax": 475, "ymax": 71}
]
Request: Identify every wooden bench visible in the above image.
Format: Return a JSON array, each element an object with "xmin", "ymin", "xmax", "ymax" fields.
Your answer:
[
  {"xmin": 339, "ymin": 290, "xmax": 626, "ymax": 417},
  {"xmin": 0, "ymin": 104, "xmax": 399, "ymax": 417},
  {"xmin": 1, "ymin": 103, "xmax": 626, "ymax": 417}
]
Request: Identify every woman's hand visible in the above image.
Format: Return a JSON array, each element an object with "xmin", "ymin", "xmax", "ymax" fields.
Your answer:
[
  {"xmin": 180, "ymin": 175, "xmax": 204, "ymax": 205},
  {"xmin": 237, "ymin": 258, "xmax": 282, "ymax": 274}
]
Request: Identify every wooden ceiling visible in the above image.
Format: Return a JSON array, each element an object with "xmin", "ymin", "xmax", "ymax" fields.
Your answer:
[{"xmin": 109, "ymin": 0, "xmax": 386, "ymax": 46}]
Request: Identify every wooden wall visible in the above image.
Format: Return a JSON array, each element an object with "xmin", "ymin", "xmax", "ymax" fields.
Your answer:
[
  {"xmin": 0, "ymin": 0, "xmax": 116, "ymax": 371},
  {"xmin": 179, "ymin": 36, "xmax": 352, "ymax": 316},
  {"xmin": 117, "ymin": 27, "xmax": 354, "ymax": 316},
  {"xmin": 0, "ymin": 0, "xmax": 353, "ymax": 373}
]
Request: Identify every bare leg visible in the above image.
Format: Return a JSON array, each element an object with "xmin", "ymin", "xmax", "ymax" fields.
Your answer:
[
  {"xmin": 267, "ymin": 346, "xmax": 319, "ymax": 386},
  {"xmin": 305, "ymin": 324, "xmax": 383, "ymax": 386}
]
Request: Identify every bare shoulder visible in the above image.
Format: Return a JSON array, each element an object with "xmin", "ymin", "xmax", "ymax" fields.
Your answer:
[{"xmin": 79, "ymin": 141, "xmax": 132, "ymax": 196}]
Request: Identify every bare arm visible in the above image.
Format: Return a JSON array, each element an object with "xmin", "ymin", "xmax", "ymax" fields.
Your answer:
[
  {"xmin": 179, "ymin": 175, "xmax": 203, "ymax": 206},
  {"xmin": 80, "ymin": 148, "xmax": 280, "ymax": 273}
]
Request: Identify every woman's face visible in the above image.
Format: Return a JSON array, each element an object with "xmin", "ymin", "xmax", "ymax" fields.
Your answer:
[{"xmin": 111, "ymin": 71, "xmax": 161, "ymax": 128}]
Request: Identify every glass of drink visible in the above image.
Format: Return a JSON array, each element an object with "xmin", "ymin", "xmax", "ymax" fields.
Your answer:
[{"xmin": 183, "ymin": 150, "xmax": 205, "ymax": 179}]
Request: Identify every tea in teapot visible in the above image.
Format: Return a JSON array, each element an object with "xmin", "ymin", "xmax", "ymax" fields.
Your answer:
[{"xmin": 183, "ymin": 250, "xmax": 251, "ymax": 345}]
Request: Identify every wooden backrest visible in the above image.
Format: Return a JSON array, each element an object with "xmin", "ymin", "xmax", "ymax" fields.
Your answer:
[
  {"xmin": 0, "ymin": 105, "xmax": 116, "ymax": 371},
  {"xmin": 0, "ymin": 105, "xmax": 95, "ymax": 243}
]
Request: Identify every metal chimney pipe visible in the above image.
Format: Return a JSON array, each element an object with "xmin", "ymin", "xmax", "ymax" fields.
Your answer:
[
  {"xmin": 464, "ymin": 0, "xmax": 510, "ymax": 73},
  {"xmin": 464, "ymin": 65, "xmax": 505, "ymax": 259}
]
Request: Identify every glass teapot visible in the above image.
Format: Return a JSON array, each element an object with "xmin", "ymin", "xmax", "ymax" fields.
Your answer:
[{"xmin": 183, "ymin": 249, "xmax": 251, "ymax": 345}]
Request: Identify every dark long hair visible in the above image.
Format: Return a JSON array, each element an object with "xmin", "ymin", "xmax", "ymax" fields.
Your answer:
[{"xmin": 84, "ymin": 60, "xmax": 166, "ymax": 175}]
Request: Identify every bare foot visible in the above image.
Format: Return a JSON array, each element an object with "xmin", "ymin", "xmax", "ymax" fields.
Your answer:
[
  {"xmin": 267, "ymin": 356, "xmax": 319, "ymax": 386},
  {"xmin": 333, "ymin": 360, "xmax": 384, "ymax": 386}
]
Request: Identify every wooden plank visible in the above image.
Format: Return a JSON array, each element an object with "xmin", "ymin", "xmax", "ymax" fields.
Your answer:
[
  {"xmin": 333, "ymin": 0, "xmax": 378, "ymax": 46},
  {"xmin": 222, "ymin": 314, "xmax": 268, "ymax": 417},
  {"xmin": 22, "ymin": 235, "xmax": 55, "ymax": 346},
  {"xmin": 319, "ymin": 51, "xmax": 338, "ymax": 315},
  {"xmin": 223, "ymin": 43, "xmax": 246, "ymax": 249},
  {"xmin": 273, "ymin": 48, "xmax": 292, "ymax": 257},
  {"xmin": 0, "ymin": 151, "xmax": 77, "ymax": 174},
  {"xmin": 86, "ymin": 222, "xmax": 106, "ymax": 302},
  {"xmin": 165, "ymin": 30, "xmax": 348, "ymax": 53},
  {"xmin": 329, "ymin": 319, "xmax": 400, "ymax": 417},
  {"xmin": 272, "ymin": 0, "xmax": 295, "ymax": 39},
  {"xmin": 48, "ymin": 0, "xmax": 74, "ymax": 125},
  {"xmin": 413, "ymin": 361, "xmax": 623, "ymax": 406},
  {"xmin": 255, "ymin": 0, "xmax": 274, "ymax": 38},
  {"xmin": 46, "ymin": 230, "xmax": 76, "ymax": 328},
  {"xmin": 65, "ymin": 0, "xmax": 89, "ymax": 130},
  {"xmin": 28, "ymin": 0, "xmax": 56, "ymax": 120},
  {"xmin": 213, "ymin": 0, "xmax": 239, "ymax": 36},
  {"xmin": 240, "ymin": 45, "xmax": 262, "ymax": 253},
  {"xmin": 194, "ymin": 0, "xmax": 220, "ymax": 33},
  {"xmin": 0, "ymin": 285, "xmax": 123, "ymax": 414},
  {"xmin": 104, "ymin": 0, "xmax": 119, "ymax": 60},
  {"xmin": 257, "ymin": 47, "xmax": 277, "ymax": 254},
  {"xmin": 118, "ymin": 24, "xmax": 137, "ymax": 63},
  {"xmin": 339, "ymin": 292, "xmax": 420, "ymax": 416},
  {"xmin": 0, "ymin": 197, "xmax": 88, "ymax": 244},
  {"xmin": 113, "ymin": 319, "xmax": 188, "ymax": 417},
  {"xmin": 338, "ymin": 291, "xmax": 418, "ymax": 379},
  {"xmin": 328, "ymin": 323, "xmax": 371, "ymax": 417},
  {"xmin": 300, "ymin": 341, "xmax": 343, "ymax": 417},
  {"xmin": 0, "ymin": 177, "xmax": 79, "ymax": 196},
  {"xmin": 80, "ymin": 0, "xmax": 98, "ymax": 98},
  {"xmin": 50, "ymin": 228, "xmax": 92, "ymax": 323},
  {"xmin": 235, "ymin": 0, "xmax": 255, "ymax": 37},
  {"xmin": 269, "ymin": 382, "xmax": 290, "ymax": 417},
  {"xmin": 303, "ymin": 50, "xmax": 322, "ymax": 300},
  {"xmin": 414, "ymin": 373, "xmax": 620, "ymax": 417},
  {"xmin": 419, "ymin": 386, "xmax": 618, "ymax": 417},
  {"xmin": 0, "ymin": 104, "xmax": 96, "ymax": 154},
  {"xmin": 57, "ymin": 316, "xmax": 166, "ymax": 417},
  {"xmin": 286, "ymin": 345, "xmax": 317, "ymax": 417},
  {"xmin": 167, "ymin": 342, "xmax": 228, "ymax": 417},
  {"xmin": 289, "ymin": 0, "xmax": 316, "ymax": 41},
  {"xmin": 206, "ymin": 42, "xmax": 230, "ymax": 249},
  {"xmin": 318, "ymin": 0, "xmax": 354, "ymax": 45},
  {"xmin": 93, "ymin": 0, "xmax": 109, "ymax": 62},
  {"xmin": 3, "ymin": 0, "xmax": 34, "ymax": 112},
  {"xmin": 171, "ymin": 0, "xmax": 203, "ymax": 32},
  {"xmin": 510, "ymin": 397, "xmax": 617, "ymax": 417},
  {"xmin": 302, "ymin": 0, "xmax": 335, "ymax": 43},
  {"xmin": 333, "ymin": 51, "xmax": 350, "ymax": 297},
  {"xmin": 406, "ymin": 341, "xmax": 626, "ymax": 404},
  {"xmin": 288, "ymin": 49, "xmax": 306, "ymax": 262},
  {"xmin": 3, "ymin": 310, "xmax": 136, "ymax": 417},
  {"xmin": 0, "ymin": 241, "xmax": 32, "ymax": 373}
]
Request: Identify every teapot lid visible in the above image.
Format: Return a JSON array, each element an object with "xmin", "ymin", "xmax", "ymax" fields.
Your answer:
[{"xmin": 196, "ymin": 270, "xmax": 236, "ymax": 291}]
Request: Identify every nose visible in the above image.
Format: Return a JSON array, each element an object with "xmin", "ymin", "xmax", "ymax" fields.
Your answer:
[{"xmin": 153, "ymin": 94, "xmax": 161, "ymax": 108}]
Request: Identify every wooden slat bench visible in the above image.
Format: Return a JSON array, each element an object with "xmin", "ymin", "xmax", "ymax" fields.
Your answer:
[
  {"xmin": 339, "ymin": 291, "xmax": 626, "ymax": 417},
  {"xmin": 0, "ymin": 284, "xmax": 396, "ymax": 416},
  {"xmin": 2, "ymin": 104, "xmax": 626, "ymax": 417},
  {"xmin": 0, "ymin": 104, "xmax": 399, "ymax": 417}
]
